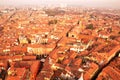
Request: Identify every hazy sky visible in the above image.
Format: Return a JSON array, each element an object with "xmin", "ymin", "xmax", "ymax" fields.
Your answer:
[{"xmin": 0, "ymin": 0, "xmax": 120, "ymax": 9}]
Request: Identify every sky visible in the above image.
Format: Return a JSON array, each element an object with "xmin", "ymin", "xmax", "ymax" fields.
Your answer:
[{"xmin": 0, "ymin": 0, "xmax": 120, "ymax": 9}]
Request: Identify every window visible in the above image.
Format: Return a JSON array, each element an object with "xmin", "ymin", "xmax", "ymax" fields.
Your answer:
[{"xmin": 72, "ymin": 35, "xmax": 74, "ymax": 37}]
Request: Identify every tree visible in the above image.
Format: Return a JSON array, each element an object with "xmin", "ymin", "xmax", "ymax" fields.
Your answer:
[
  {"xmin": 86, "ymin": 24, "xmax": 94, "ymax": 30},
  {"xmin": 48, "ymin": 20, "xmax": 57, "ymax": 25}
]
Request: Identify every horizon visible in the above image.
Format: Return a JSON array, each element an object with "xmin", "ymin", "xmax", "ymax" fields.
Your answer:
[{"xmin": 0, "ymin": 0, "xmax": 120, "ymax": 9}]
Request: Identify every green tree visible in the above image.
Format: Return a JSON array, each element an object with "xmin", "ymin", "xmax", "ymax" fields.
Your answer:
[{"xmin": 86, "ymin": 24, "xmax": 94, "ymax": 30}]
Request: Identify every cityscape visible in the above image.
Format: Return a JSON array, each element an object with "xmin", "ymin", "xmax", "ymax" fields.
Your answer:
[{"xmin": 0, "ymin": 0, "xmax": 120, "ymax": 80}]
